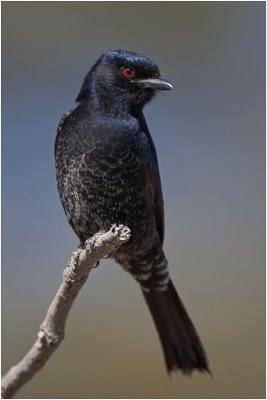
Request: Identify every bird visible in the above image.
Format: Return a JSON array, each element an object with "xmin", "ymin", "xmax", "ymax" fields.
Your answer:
[{"xmin": 55, "ymin": 49, "xmax": 209, "ymax": 374}]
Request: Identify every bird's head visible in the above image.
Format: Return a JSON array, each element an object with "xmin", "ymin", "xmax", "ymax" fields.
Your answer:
[{"xmin": 76, "ymin": 50, "xmax": 173, "ymax": 113}]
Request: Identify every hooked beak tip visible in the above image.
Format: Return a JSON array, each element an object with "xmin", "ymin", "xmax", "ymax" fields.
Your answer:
[{"xmin": 136, "ymin": 77, "xmax": 173, "ymax": 91}]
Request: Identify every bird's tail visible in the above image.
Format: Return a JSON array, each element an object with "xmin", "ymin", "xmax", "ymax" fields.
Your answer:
[{"xmin": 142, "ymin": 279, "xmax": 209, "ymax": 374}]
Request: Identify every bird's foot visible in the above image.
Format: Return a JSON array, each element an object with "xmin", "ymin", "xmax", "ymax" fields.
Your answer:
[{"xmin": 92, "ymin": 260, "xmax": 100, "ymax": 268}]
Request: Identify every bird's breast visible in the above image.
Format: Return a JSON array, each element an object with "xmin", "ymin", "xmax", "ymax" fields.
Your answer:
[{"xmin": 55, "ymin": 110, "xmax": 156, "ymax": 242}]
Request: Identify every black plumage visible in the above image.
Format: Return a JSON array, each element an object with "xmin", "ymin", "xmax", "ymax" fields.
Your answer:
[{"xmin": 55, "ymin": 50, "xmax": 209, "ymax": 374}]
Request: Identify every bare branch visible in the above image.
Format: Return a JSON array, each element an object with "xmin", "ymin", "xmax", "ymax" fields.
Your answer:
[{"xmin": 1, "ymin": 224, "xmax": 131, "ymax": 399}]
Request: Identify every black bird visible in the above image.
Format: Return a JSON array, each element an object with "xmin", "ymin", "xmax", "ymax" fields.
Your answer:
[{"xmin": 55, "ymin": 50, "xmax": 209, "ymax": 374}]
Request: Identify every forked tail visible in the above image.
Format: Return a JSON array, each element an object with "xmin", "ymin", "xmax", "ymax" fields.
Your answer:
[{"xmin": 142, "ymin": 279, "xmax": 209, "ymax": 374}]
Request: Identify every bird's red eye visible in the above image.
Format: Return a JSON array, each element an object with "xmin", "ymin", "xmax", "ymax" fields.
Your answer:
[{"xmin": 122, "ymin": 67, "xmax": 136, "ymax": 79}]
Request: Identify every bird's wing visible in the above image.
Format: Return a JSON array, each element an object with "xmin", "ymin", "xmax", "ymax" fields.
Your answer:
[
  {"xmin": 145, "ymin": 158, "xmax": 165, "ymax": 244},
  {"xmin": 139, "ymin": 126, "xmax": 165, "ymax": 244}
]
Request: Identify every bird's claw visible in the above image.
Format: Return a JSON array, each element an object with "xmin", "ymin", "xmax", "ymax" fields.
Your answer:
[{"xmin": 92, "ymin": 261, "xmax": 100, "ymax": 269}]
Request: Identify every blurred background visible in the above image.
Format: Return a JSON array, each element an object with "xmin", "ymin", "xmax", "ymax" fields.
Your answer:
[{"xmin": 2, "ymin": 2, "xmax": 265, "ymax": 398}]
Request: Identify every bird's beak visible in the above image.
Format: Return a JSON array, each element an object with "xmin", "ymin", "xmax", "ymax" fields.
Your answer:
[{"xmin": 136, "ymin": 77, "xmax": 173, "ymax": 91}]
